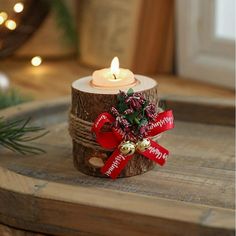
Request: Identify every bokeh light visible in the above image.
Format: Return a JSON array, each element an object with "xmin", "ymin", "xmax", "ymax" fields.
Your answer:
[
  {"xmin": 13, "ymin": 2, "xmax": 24, "ymax": 13},
  {"xmin": 31, "ymin": 56, "xmax": 42, "ymax": 67},
  {"xmin": 5, "ymin": 19, "xmax": 17, "ymax": 30}
]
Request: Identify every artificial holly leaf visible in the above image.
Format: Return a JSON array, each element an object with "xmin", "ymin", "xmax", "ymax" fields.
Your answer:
[
  {"xmin": 143, "ymin": 100, "xmax": 148, "ymax": 108},
  {"xmin": 117, "ymin": 102, "xmax": 129, "ymax": 113},
  {"xmin": 141, "ymin": 101, "xmax": 148, "ymax": 116},
  {"xmin": 134, "ymin": 117, "xmax": 140, "ymax": 125},
  {"xmin": 117, "ymin": 94, "xmax": 123, "ymax": 102},
  {"xmin": 127, "ymin": 88, "xmax": 134, "ymax": 96},
  {"xmin": 139, "ymin": 118, "xmax": 148, "ymax": 127},
  {"xmin": 126, "ymin": 110, "xmax": 139, "ymax": 124},
  {"xmin": 117, "ymin": 90, "xmax": 127, "ymax": 103}
]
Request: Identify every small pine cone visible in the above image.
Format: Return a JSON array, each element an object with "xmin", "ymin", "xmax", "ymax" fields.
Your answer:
[
  {"xmin": 120, "ymin": 117, "xmax": 130, "ymax": 128},
  {"xmin": 111, "ymin": 107, "xmax": 120, "ymax": 117},
  {"xmin": 124, "ymin": 108, "xmax": 133, "ymax": 115}
]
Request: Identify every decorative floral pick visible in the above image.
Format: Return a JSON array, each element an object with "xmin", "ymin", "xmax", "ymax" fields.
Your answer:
[{"xmin": 92, "ymin": 88, "xmax": 174, "ymax": 179}]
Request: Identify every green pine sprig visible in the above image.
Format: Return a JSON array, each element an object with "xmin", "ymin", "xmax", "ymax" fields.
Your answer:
[
  {"xmin": 117, "ymin": 88, "xmax": 149, "ymax": 128},
  {"xmin": 0, "ymin": 89, "xmax": 32, "ymax": 110},
  {"xmin": 0, "ymin": 117, "xmax": 48, "ymax": 155},
  {"xmin": 50, "ymin": 0, "xmax": 77, "ymax": 46}
]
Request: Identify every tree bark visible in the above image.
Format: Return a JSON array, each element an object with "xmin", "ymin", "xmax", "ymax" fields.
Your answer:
[{"xmin": 70, "ymin": 77, "xmax": 159, "ymax": 177}]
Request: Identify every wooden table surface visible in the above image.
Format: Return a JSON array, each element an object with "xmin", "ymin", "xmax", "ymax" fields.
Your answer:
[
  {"xmin": 0, "ymin": 59, "xmax": 235, "ymax": 236},
  {"xmin": 0, "ymin": 99, "xmax": 235, "ymax": 235}
]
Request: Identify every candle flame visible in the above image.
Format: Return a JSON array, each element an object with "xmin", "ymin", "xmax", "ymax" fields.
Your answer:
[{"xmin": 110, "ymin": 57, "xmax": 120, "ymax": 76}]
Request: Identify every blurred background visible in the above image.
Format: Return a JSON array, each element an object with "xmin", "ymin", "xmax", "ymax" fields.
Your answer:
[
  {"xmin": 0, "ymin": 0, "xmax": 235, "ymax": 109},
  {"xmin": 0, "ymin": 2, "xmax": 234, "ymax": 235}
]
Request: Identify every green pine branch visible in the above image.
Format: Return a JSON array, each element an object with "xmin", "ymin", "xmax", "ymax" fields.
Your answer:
[
  {"xmin": 0, "ymin": 89, "xmax": 32, "ymax": 110},
  {"xmin": 0, "ymin": 117, "xmax": 48, "ymax": 155},
  {"xmin": 50, "ymin": 0, "xmax": 77, "ymax": 46}
]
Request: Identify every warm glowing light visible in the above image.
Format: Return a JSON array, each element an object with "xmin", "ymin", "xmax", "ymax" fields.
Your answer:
[
  {"xmin": 5, "ymin": 19, "xmax": 17, "ymax": 30},
  {"xmin": 31, "ymin": 56, "xmax": 42, "ymax": 67},
  {"xmin": 0, "ymin": 73, "xmax": 10, "ymax": 90},
  {"xmin": 0, "ymin": 12, "xmax": 8, "ymax": 25},
  {"xmin": 110, "ymin": 57, "xmax": 120, "ymax": 77},
  {"xmin": 0, "ymin": 12, "xmax": 8, "ymax": 20},
  {"xmin": 13, "ymin": 2, "xmax": 24, "ymax": 13},
  {"xmin": 0, "ymin": 16, "xmax": 4, "ymax": 25}
]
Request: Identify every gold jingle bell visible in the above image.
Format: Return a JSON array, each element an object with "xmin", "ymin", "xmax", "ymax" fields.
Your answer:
[
  {"xmin": 136, "ymin": 138, "xmax": 151, "ymax": 152},
  {"xmin": 119, "ymin": 141, "xmax": 136, "ymax": 156}
]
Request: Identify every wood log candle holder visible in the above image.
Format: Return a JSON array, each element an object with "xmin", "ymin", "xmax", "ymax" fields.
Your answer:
[{"xmin": 69, "ymin": 75, "xmax": 158, "ymax": 177}]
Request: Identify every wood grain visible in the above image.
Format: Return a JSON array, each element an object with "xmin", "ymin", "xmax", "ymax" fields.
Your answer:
[
  {"xmin": 0, "ymin": 166, "xmax": 234, "ymax": 236},
  {"xmin": 0, "ymin": 98, "xmax": 234, "ymax": 235},
  {"xmin": 132, "ymin": 0, "xmax": 174, "ymax": 74},
  {"xmin": 0, "ymin": 224, "xmax": 47, "ymax": 236},
  {"xmin": 160, "ymin": 96, "xmax": 235, "ymax": 126}
]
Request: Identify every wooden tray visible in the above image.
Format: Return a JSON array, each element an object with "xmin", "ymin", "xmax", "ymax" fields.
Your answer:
[{"xmin": 0, "ymin": 97, "xmax": 235, "ymax": 236}]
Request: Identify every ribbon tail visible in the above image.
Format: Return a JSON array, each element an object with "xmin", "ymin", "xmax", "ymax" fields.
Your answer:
[
  {"xmin": 140, "ymin": 139, "xmax": 169, "ymax": 166},
  {"xmin": 147, "ymin": 110, "xmax": 174, "ymax": 137},
  {"xmin": 101, "ymin": 149, "xmax": 133, "ymax": 179}
]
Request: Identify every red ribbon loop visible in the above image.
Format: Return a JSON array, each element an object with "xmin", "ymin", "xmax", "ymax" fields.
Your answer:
[{"xmin": 91, "ymin": 113, "xmax": 120, "ymax": 149}]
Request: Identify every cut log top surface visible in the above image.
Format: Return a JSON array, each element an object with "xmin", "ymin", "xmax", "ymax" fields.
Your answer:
[
  {"xmin": 71, "ymin": 75, "xmax": 158, "ymax": 121},
  {"xmin": 72, "ymin": 75, "xmax": 157, "ymax": 94},
  {"xmin": 0, "ymin": 97, "xmax": 235, "ymax": 236}
]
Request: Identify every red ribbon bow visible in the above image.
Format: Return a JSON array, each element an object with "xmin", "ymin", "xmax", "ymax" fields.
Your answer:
[{"xmin": 92, "ymin": 110, "xmax": 174, "ymax": 179}]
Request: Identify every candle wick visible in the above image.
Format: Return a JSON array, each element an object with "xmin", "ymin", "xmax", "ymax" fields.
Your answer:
[{"xmin": 113, "ymin": 74, "xmax": 117, "ymax": 80}]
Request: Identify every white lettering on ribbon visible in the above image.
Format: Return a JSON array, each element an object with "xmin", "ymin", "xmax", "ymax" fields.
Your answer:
[
  {"xmin": 104, "ymin": 154, "xmax": 125, "ymax": 176},
  {"xmin": 148, "ymin": 116, "xmax": 173, "ymax": 131},
  {"xmin": 115, "ymin": 128, "xmax": 125, "ymax": 136},
  {"xmin": 113, "ymin": 127, "xmax": 125, "ymax": 139},
  {"xmin": 95, "ymin": 115, "xmax": 107, "ymax": 128},
  {"xmin": 148, "ymin": 146, "xmax": 168, "ymax": 160}
]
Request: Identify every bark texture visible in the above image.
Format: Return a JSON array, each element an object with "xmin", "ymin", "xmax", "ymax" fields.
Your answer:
[{"xmin": 71, "ymin": 85, "xmax": 159, "ymax": 177}]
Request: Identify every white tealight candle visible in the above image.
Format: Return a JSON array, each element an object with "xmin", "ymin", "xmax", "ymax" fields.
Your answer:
[{"xmin": 92, "ymin": 57, "xmax": 136, "ymax": 88}]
